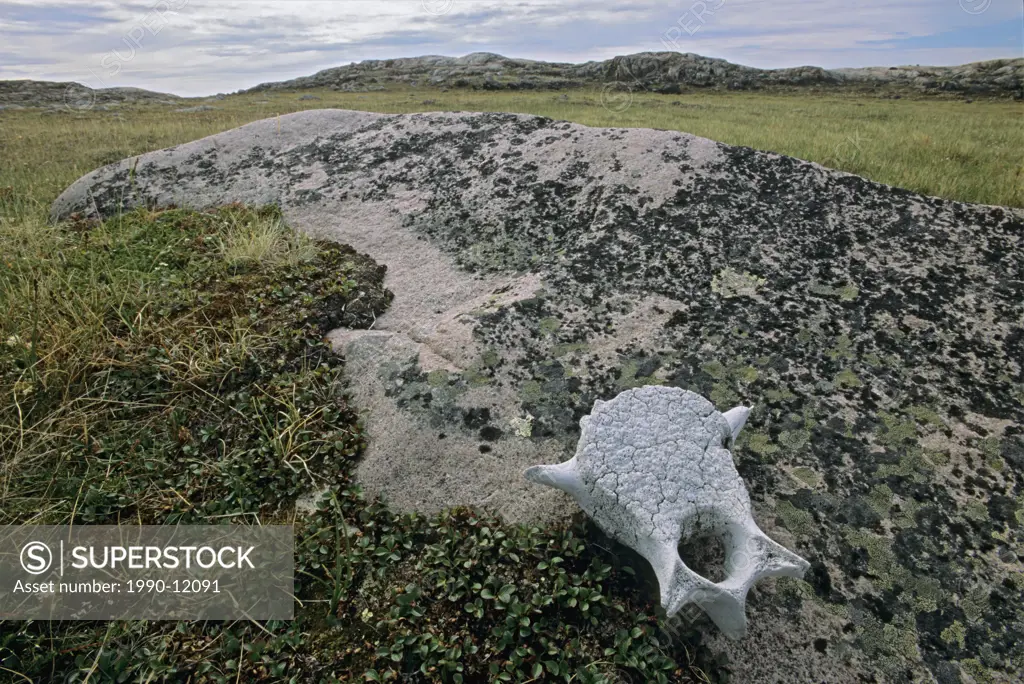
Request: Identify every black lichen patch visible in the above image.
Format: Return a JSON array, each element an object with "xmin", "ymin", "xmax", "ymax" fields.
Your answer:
[
  {"xmin": 480, "ymin": 425, "xmax": 503, "ymax": 441},
  {"xmin": 463, "ymin": 407, "xmax": 492, "ymax": 429}
]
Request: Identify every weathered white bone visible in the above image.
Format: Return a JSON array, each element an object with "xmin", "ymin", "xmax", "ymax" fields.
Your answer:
[
  {"xmin": 721, "ymin": 405, "xmax": 750, "ymax": 444},
  {"xmin": 524, "ymin": 386, "xmax": 809, "ymax": 639}
]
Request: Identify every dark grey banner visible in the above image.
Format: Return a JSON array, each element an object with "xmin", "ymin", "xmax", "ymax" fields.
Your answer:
[{"xmin": 0, "ymin": 526, "xmax": 293, "ymax": 619}]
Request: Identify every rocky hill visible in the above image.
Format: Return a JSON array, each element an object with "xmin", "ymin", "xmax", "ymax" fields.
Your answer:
[
  {"xmin": 246, "ymin": 51, "xmax": 1024, "ymax": 97},
  {"xmin": 6, "ymin": 54, "xmax": 1019, "ymax": 107},
  {"xmin": 0, "ymin": 80, "xmax": 179, "ymax": 109}
]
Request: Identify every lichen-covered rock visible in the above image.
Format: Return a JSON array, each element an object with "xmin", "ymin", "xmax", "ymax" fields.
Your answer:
[
  {"xmin": 0, "ymin": 80, "xmax": 179, "ymax": 108},
  {"xmin": 51, "ymin": 109, "xmax": 1024, "ymax": 682},
  {"xmin": 240, "ymin": 51, "xmax": 1023, "ymax": 97},
  {"xmin": 525, "ymin": 386, "xmax": 810, "ymax": 639}
]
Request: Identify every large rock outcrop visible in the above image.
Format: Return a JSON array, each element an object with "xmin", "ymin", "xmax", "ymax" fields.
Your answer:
[{"xmin": 52, "ymin": 109, "xmax": 1023, "ymax": 682}]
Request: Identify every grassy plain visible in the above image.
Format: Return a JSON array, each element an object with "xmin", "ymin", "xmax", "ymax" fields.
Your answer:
[{"xmin": 0, "ymin": 87, "xmax": 1021, "ymax": 223}]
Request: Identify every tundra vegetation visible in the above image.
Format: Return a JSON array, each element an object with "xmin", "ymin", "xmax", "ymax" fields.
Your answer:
[{"xmin": 0, "ymin": 86, "xmax": 1020, "ymax": 681}]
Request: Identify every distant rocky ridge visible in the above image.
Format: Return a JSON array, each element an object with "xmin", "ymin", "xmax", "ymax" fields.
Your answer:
[
  {"xmin": 0, "ymin": 80, "xmax": 179, "ymax": 109},
  {"xmin": 246, "ymin": 51, "xmax": 1024, "ymax": 97},
  {"xmin": 4, "ymin": 53, "xmax": 1020, "ymax": 107}
]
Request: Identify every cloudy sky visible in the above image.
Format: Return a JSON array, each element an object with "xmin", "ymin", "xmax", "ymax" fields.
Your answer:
[{"xmin": 0, "ymin": 0, "xmax": 1020, "ymax": 96}]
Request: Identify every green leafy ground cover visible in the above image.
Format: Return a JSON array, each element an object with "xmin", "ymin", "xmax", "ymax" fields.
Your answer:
[{"xmin": 0, "ymin": 206, "xmax": 707, "ymax": 682}]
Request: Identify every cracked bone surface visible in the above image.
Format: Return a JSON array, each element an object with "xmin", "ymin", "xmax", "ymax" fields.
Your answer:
[{"xmin": 524, "ymin": 385, "xmax": 810, "ymax": 639}]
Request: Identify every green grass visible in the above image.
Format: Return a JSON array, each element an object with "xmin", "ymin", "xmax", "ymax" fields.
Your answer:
[{"xmin": 0, "ymin": 205, "xmax": 377, "ymax": 523}]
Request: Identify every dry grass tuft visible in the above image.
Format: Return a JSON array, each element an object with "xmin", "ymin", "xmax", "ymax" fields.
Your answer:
[{"xmin": 219, "ymin": 212, "xmax": 318, "ymax": 268}]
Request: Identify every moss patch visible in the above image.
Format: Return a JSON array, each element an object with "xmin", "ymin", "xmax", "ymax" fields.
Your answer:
[
  {"xmin": 776, "ymin": 500, "xmax": 815, "ymax": 536},
  {"xmin": 711, "ymin": 267, "xmax": 766, "ymax": 299}
]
